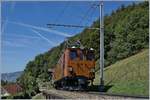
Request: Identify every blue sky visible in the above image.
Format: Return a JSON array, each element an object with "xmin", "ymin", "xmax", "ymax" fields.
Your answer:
[{"xmin": 1, "ymin": 1, "xmax": 139, "ymax": 73}]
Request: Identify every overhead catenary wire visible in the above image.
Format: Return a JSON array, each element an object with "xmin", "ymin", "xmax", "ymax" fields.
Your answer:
[
  {"xmin": 47, "ymin": 2, "xmax": 100, "ymax": 65},
  {"xmin": 48, "ymin": 2, "xmax": 100, "ymax": 59},
  {"xmin": 47, "ymin": 23, "xmax": 99, "ymax": 30},
  {"xmin": 73, "ymin": 2, "xmax": 99, "ymax": 34},
  {"xmin": 54, "ymin": 1, "xmax": 70, "ymax": 24},
  {"xmin": 75, "ymin": 2, "xmax": 99, "ymax": 24},
  {"xmin": 60, "ymin": 3, "xmax": 97, "ymax": 25},
  {"xmin": 79, "ymin": 3, "xmax": 99, "ymax": 26},
  {"xmin": 78, "ymin": 3, "xmax": 94, "ymax": 25},
  {"xmin": 78, "ymin": 3, "xmax": 100, "ymax": 41},
  {"xmin": 50, "ymin": 2, "xmax": 71, "ymax": 65},
  {"xmin": 87, "ymin": 4, "xmax": 99, "ymax": 25},
  {"xmin": 47, "ymin": 3, "xmax": 99, "ymax": 30},
  {"xmin": 73, "ymin": 2, "xmax": 92, "ymax": 34}
]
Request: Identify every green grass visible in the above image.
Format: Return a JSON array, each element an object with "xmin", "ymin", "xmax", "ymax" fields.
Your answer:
[{"xmin": 94, "ymin": 49, "xmax": 149, "ymax": 96}]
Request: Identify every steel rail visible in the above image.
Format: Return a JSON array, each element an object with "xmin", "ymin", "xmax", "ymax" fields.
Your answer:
[{"xmin": 42, "ymin": 89, "xmax": 149, "ymax": 99}]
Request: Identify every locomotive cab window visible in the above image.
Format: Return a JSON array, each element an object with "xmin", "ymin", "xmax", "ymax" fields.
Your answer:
[{"xmin": 70, "ymin": 50, "xmax": 77, "ymax": 60}]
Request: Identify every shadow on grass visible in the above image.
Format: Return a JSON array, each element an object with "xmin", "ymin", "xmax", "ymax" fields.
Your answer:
[{"xmin": 88, "ymin": 85, "xmax": 113, "ymax": 92}]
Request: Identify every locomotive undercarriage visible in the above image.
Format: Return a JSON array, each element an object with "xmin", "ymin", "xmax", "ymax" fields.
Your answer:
[{"xmin": 54, "ymin": 76, "xmax": 90, "ymax": 91}]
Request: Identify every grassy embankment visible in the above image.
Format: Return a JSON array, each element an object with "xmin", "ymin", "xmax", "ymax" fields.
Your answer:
[{"xmin": 94, "ymin": 49, "xmax": 149, "ymax": 96}]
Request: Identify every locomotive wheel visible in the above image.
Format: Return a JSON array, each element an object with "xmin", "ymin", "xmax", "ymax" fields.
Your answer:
[{"xmin": 54, "ymin": 77, "xmax": 89, "ymax": 91}]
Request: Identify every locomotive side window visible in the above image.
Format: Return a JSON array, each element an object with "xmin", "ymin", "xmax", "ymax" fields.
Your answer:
[{"xmin": 70, "ymin": 50, "xmax": 77, "ymax": 60}]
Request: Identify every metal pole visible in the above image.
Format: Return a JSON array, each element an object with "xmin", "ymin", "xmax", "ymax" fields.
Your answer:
[{"xmin": 99, "ymin": 1, "xmax": 104, "ymax": 92}]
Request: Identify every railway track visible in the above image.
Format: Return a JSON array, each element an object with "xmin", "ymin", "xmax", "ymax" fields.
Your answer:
[
  {"xmin": 41, "ymin": 89, "xmax": 149, "ymax": 99},
  {"xmin": 84, "ymin": 91, "xmax": 149, "ymax": 99}
]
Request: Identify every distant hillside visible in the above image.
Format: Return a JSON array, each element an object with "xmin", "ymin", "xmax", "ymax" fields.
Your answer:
[
  {"xmin": 94, "ymin": 49, "xmax": 149, "ymax": 96},
  {"xmin": 2, "ymin": 71, "xmax": 23, "ymax": 82},
  {"xmin": 17, "ymin": 1, "xmax": 149, "ymax": 97}
]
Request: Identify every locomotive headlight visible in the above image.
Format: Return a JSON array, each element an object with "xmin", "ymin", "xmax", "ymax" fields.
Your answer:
[
  {"xmin": 90, "ymin": 68, "xmax": 95, "ymax": 72},
  {"xmin": 71, "ymin": 46, "xmax": 76, "ymax": 48},
  {"xmin": 90, "ymin": 48, "xmax": 94, "ymax": 51}
]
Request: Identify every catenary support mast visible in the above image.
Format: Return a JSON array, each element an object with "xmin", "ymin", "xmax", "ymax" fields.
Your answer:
[{"xmin": 99, "ymin": 1, "xmax": 104, "ymax": 91}]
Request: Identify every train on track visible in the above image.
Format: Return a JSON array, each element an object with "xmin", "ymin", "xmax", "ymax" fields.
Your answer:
[{"xmin": 48, "ymin": 41, "xmax": 96, "ymax": 90}]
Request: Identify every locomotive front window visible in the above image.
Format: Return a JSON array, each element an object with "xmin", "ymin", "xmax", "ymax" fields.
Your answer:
[
  {"xmin": 87, "ymin": 52, "xmax": 94, "ymax": 61},
  {"xmin": 70, "ymin": 50, "xmax": 77, "ymax": 60}
]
